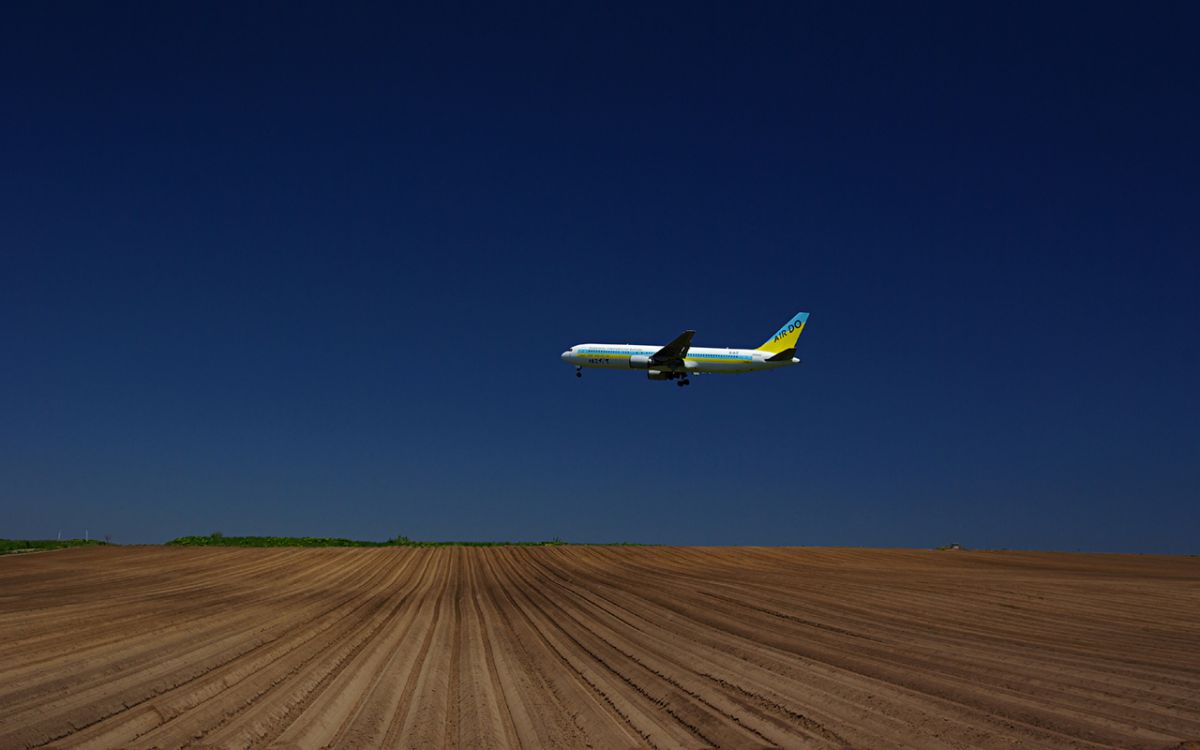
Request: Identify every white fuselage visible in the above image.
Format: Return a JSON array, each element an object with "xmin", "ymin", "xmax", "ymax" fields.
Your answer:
[{"xmin": 560, "ymin": 343, "xmax": 798, "ymax": 375}]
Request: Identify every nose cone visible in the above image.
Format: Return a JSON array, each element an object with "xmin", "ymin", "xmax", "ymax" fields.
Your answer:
[{"xmin": 561, "ymin": 349, "xmax": 573, "ymax": 362}]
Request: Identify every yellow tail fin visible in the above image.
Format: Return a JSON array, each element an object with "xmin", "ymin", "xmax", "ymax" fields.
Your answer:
[{"xmin": 758, "ymin": 312, "xmax": 810, "ymax": 354}]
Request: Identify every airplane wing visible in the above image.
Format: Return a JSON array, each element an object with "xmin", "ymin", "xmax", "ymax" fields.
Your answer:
[{"xmin": 650, "ymin": 329, "xmax": 695, "ymax": 367}]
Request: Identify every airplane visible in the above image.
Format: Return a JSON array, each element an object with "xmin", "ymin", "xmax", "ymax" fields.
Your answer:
[{"xmin": 560, "ymin": 312, "xmax": 809, "ymax": 387}]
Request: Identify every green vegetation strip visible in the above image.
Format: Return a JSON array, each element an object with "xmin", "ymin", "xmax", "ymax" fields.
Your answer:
[
  {"xmin": 166, "ymin": 534, "xmax": 574, "ymax": 548},
  {"xmin": 2, "ymin": 535, "xmax": 644, "ymax": 552},
  {"xmin": 0, "ymin": 539, "xmax": 110, "ymax": 555}
]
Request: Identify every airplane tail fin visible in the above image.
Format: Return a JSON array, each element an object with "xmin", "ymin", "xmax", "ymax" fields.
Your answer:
[{"xmin": 758, "ymin": 312, "xmax": 809, "ymax": 354}]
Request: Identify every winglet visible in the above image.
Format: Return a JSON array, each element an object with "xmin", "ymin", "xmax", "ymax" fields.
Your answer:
[{"xmin": 758, "ymin": 312, "xmax": 809, "ymax": 354}]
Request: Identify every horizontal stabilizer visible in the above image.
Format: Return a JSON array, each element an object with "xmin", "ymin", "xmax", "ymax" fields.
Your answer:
[{"xmin": 765, "ymin": 347, "xmax": 795, "ymax": 362}]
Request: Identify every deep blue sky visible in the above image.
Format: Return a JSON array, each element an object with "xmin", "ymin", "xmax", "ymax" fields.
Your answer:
[{"xmin": 3, "ymin": 4, "xmax": 1197, "ymax": 550}]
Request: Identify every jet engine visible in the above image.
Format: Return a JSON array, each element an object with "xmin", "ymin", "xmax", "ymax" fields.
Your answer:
[
  {"xmin": 646, "ymin": 370, "xmax": 670, "ymax": 380},
  {"xmin": 628, "ymin": 355, "xmax": 652, "ymax": 369}
]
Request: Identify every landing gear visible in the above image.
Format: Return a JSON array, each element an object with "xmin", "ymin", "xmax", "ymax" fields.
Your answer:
[
  {"xmin": 676, "ymin": 378, "xmax": 690, "ymax": 387},
  {"xmin": 575, "ymin": 367, "xmax": 582, "ymax": 378}
]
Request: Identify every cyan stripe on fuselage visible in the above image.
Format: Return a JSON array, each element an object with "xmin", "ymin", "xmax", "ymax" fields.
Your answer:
[{"xmin": 577, "ymin": 348, "xmax": 754, "ymax": 362}]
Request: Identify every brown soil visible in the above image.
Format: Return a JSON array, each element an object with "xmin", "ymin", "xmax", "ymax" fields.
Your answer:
[{"xmin": 1, "ymin": 546, "xmax": 1197, "ymax": 749}]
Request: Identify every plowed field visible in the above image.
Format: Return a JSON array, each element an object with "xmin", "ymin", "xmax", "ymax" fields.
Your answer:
[{"xmin": 1, "ymin": 546, "xmax": 1198, "ymax": 749}]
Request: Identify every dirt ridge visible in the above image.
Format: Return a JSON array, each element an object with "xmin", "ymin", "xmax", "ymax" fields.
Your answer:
[{"xmin": 1, "ymin": 546, "xmax": 1197, "ymax": 749}]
